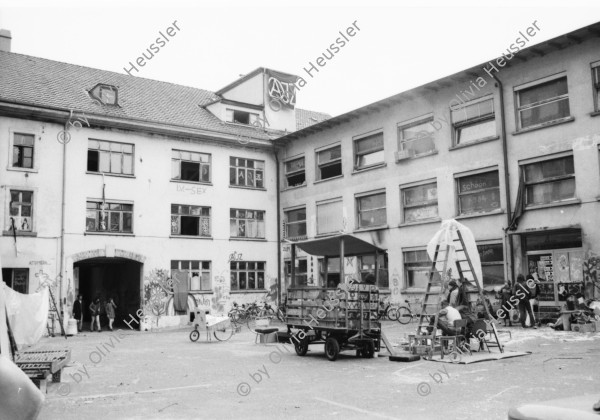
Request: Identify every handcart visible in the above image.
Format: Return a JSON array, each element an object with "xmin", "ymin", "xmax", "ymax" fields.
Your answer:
[
  {"xmin": 285, "ymin": 234, "xmax": 384, "ymax": 361},
  {"xmin": 14, "ymin": 349, "xmax": 71, "ymax": 392},
  {"xmin": 189, "ymin": 308, "xmax": 235, "ymax": 342}
]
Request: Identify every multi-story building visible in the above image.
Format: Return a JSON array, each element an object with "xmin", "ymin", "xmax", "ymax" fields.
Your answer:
[
  {"xmin": 277, "ymin": 21, "xmax": 600, "ymax": 315},
  {"xmin": 0, "ymin": 29, "xmax": 328, "ymax": 329}
]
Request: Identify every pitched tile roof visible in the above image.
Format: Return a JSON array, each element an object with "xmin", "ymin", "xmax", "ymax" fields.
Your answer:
[
  {"xmin": 295, "ymin": 108, "xmax": 331, "ymax": 131},
  {"xmin": 0, "ymin": 51, "xmax": 331, "ymax": 140}
]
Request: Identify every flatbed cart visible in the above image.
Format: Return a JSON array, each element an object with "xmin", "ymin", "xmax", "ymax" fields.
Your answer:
[
  {"xmin": 284, "ymin": 234, "xmax": 385, "ymax": 361},
  {"xmin": 14, "ymin": 349, "xmax": 71, "ymax": 392}
]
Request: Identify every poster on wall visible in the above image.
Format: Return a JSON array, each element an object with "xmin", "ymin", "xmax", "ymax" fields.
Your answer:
[
  {"xmin": 528, "ymin": 254, "xmax": 553, "ymax": 281},
  {"xmin": 569, "ymin": 251, "xmax": 584, "ymax": 283},
  {"xmin": 554, "ymin": 251, "xmax": 570, "ymax": 283},
  {"xmin": 557, "ymin": 282, "xmax": 584, "ymax": 301},
  {"xmin": 537, "ymin": 283, "xmax": 555, "ymax": 302}
]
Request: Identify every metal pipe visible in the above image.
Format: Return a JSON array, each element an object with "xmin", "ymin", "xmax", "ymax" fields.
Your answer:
[
  {"xmin": 274, "ymin": 152, "xmax": 282, "ymax": 304},
  {"xmin": 59, "ymin": 117, "xmax": 69, "ymax": 315},
  {"xmin": 490, "ymin": 73, "xmax": 516, "ymax": 284}
]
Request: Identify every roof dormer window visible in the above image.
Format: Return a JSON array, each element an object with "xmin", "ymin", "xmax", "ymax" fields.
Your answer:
[
  {"xmin": 90, "ymin": 84, "xmax": 119, "ymax": 106},
  {"xmin": 226, "ymin": 109, "xmax": 258, "ymax": 125}
]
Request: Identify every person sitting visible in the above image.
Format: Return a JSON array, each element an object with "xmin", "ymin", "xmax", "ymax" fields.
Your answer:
[{"xmin": 428, "ymin": 301, "xmax": 462, "ymax": 336}]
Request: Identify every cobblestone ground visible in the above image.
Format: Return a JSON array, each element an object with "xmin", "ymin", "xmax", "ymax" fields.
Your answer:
[{"xmin": 36, "ymin": 320, "xmax": 600, "ymax": 420}]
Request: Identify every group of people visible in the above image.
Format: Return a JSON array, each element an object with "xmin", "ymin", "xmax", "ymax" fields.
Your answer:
[
  {"xmin": 72, "ymin": 295, "xmax": 117, "ymax": 332},
  {"xmin": 498, "ymin": 274, "xmax": 540, "ymax": 329}
]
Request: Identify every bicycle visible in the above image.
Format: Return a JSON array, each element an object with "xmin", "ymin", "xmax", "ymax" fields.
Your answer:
[
  {"xmin": 375, "ymin": 300, "xmax": 399, "ymax": 321},
  {"xmin": 397, "ymin": 299, "xmax": 430, "ymax": 325}
]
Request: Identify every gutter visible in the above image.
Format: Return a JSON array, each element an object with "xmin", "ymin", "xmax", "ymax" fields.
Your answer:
[
  {"xmin": 59, "ymin": 116, "xmax": 68, "ymax": 318},
  {"xmin": 274, "ymin": 152, "xmax": 282, "ymax": 306},
  {"xmin": 490, "ymin": 73, "xmax": 516, "ymax": 285}
]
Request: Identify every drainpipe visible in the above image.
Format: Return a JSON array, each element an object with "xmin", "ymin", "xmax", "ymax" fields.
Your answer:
[
  {"xmin": 490, "ymin": 73, "xmax": 515, "ymax": 286},
  {"xmin": 59, "ymin": 116, "xmax": 68, "ymax": 315},
  {"xmin": 274, "ymin": 151, "xmax": 282, "ymax": 306}
]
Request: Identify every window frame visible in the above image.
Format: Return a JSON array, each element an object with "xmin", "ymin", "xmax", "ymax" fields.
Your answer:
[
  {"xmin": 358, "ymin": 254, "xmax": 389, "ymax": 289},
  {"xmin": 455, "ymin": 169, "xmax": 501, "ymax": 216},
  {"xmin": 87, "ymin": 139, "xmax": 135, "ymax": 176},
  {"xmin": 6, "ymin": 189, "xmax": 35, "ymax": 234},
  {"xmin": 355, "ymin": 189, "xmax": 387, "ymax": 229},
  {"xmin": 7, "ymin": 130, "xmax": 38, "ymax": 173},
  {"xmin": 402, "ymin": 248, "xmax": 438, "ymax": 291},
  {"xmin": 515, "ymin": 74, "xmax": 570, "ymax": 131},
  {"xmin": 285, "ymin": 258, "xmax": 308, "ymax": 287},
  {"xmin": 229, "ymin": 208, "xmax": 265, "ymax": 239},
  {"xmin": 284, "ymin": 155, "xmax": 306, "ymax": 188},
  {"xmin": 171, "ymin": 149, "xmax": 211, "ymax": 184},
  {"xmin": 284, "ymin": 206, "xmax": 307, "ymax": 240},
  {"xmin": 316, "ymin": 143, "xmax": 342, "ymax": 181},
  {"xmin": 400, "ymin": 180, "xmax": 439, "ymax": 224},
  {"xmin": 226, "ymin": 108, "xmax": 259, "ymax": 126},
  {"xmin": 451, "ymin": 96, "xmax": 497, "ymax": 146},
  {"xmin": 318, "ymin": 257, "xmax": 341, "ymax": 288},
  {"xmin": 229, "ymin": 156, "xmax": 265, "ymax": 189},
  {"xmin": 170, "ymin": 204, "xmax": 211, "ymax": 237},
  {"xmin": 230, "ymin": 261, "xmax": 266, "ymax": 291},
  {"xmin": 592, "ymin": 62, "xmax": 600, "ymax": 112},
  {"xmin": 171, "ymin": 260, "xmax": 212, "ymax": 292},
  {"xmin": 1, "ymin": 268, "xmax": 29, "ymax": 294},
  {"xmin": 353, "ymin": 131, "xmax": 384, "ymax": 170},
  {"xmin": 86, "ymin": 200, "xmax": 133, "ymax": 234},
  {"xmin": 521, "ymin": 154, "xmax": 576, "ymax": 207},
  {"xmin": 316, "ymin": 198, "xmax": 343, "ymax": 236},
  {"xmin": 397, "ymin": 116, "xmax": 436, "ymax": 158},
  {"xmin": 476, "ymin": 241, "xmax": 505, "ymax": 288}
]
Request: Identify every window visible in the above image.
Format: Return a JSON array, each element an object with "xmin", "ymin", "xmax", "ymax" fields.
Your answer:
[
  {"xmin": 171, "ymin": 260, "xmax": 211, "ymax": 291},
  {"xmin": 317, "ymin": 199, "xmax": 343, "ymax": 235},
  {"xmin": 358, "ymin": 254, "xmax": 388, "ymax": 288},
  {"xmin": 230, "ymin": 262, "xmax": 265, "ymax": 290},
  {"xmin": 456, "ymin": 171, "xmax": 500, "ymax": 215},
  {"xmin": 592, "ymin": 63, "xmax": 600, "ymax": 112},
  {"xmin": 403, "ymin": 249, "xmax": 439, "ymax": 289},
  {"xmin": 398, "ymin": 118, "xmax": 435, "ymax": 158},
  {"xmin": 8, "ymin": 190, "xmax": 33, "ymax": 232},
  {"xmin": 284, "ymin": 208, "xmax": 306, "ymax": 239},
  {"xmin": 285, "ymin": 157, "xmax": 305, "ymax": 187},
  {"xmin": 319, "ymin": 258, "xmax": 340, "ymax": 288},
  {"xmin": 226, "ymin": 109, "xmax": 259, "ymax": 125},
  {"xmin": 354, "ymin": 132, "xmax": 384, "ymax": 169},
  {"xmin": 12, "ymin": 133, "xmax": 34, "ymax": 169},
  {"xmin": 171, "ymin": 205, "xmax": 211, "ymax": 237},
  {"xmin": 285, "ymin": 259, "xmax": 307, "ymax": 287},
  {"xmin": 171, "ymin": 150, "xmax": 211, "ymax": 183},
  {"xmin": 230, "ymin": 157, "xmax": 264, "ymax": 188},
  {"xmin": 317, "ymin": 145, "xmax": 342, "ymax": 180},
  {"xmin": 477, "ymin": 243, "xmax": 504, "ymax": 287},
  {"xmin": 523, "ymin": 155, "xmax": 575, "ymax": 206},
  {"xmin": 86, "ymin": 201, "xmax": 133, "ymax": 233},
  {"xmin": 516, "ymin": 76, "xmax": 570, "ymax": 129},
  {"xmin": 401, "ymin": 182, "xmax": 438, "ymax": 223},
  {"xmin": 1, "ymin": 268, "xmax": 28, "ymax": 294},
  {"xmin": 356, "ymin": 191, "xmax": 386, "ymax": 229},
  {"xmin": 90, "ymin": 84, "xmax": 118, "ymax": 106},
  {"xmin": 87, "ymin": 140, "xmax": 134, "ymax": 175},
  {"xmin": 451, "ymin": 97, "xmax": 496, "ymax": 145},
  {"xmin": 230, "ymin": 209, "xmax": 265, "ymax": 239}
]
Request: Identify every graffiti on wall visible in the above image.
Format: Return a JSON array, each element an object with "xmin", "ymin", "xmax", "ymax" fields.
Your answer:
[
  {"xmin": 143, "ymin": 269, "xmax": 171, "ymax": 317},
  {"xmin": 583, "ymin": 251, "xmax": 600, "ymax": 298}
]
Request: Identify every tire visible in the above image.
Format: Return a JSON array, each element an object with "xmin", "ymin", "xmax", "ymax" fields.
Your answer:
[
  {"xmin": 362, "ymin": 341, "xmax": 375, "ymax": 358},
  {"xmin": 375, "ymin": 310, "xmax": 383, "ymax": 321},
  {"xmin": 246, "ymin": 317, "xmax": 257, "ymax": 333},
  {"xmin": 189, "ymin": 330, "xmax": 200, "ymax": 342},
  {"xmin": 213, "ymin": 325, "xmax": 233, "ymax": 341},
  {"xmin": 387, "ymin": 307, "xmax": 399, "ymax": 321},
  {"xmin": 397, "ymin": 307, "xmax": 412, "ymax": 325},
  {"xmin": 325, "ymin": 336, "xmax": 340, "ymax": 361},
  {"xmin": 228, "ymin": 310, "xmax": 241, "ymax": 325},
  {"xmin": 294, "ymin": 336, "xmax": 309, "ymax": 356}
]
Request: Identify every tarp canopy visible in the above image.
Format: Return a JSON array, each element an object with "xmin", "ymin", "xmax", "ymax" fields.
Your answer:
[
  {"xmin": 3, "ymin": 285, "xmax": 49, "ymax": 348},
  {"xmin": 291, "ymin": 234, "xmax": 386, "ymax": 258},
  {"xmin": 426, "ymin": 219, "xmax": 483, "ymax": 288}
]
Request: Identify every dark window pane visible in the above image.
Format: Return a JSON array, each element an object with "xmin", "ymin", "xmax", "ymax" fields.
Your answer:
[
  {"xmin": 320, "ymin": 162, "xmax": 342, "ymax": 180},
  {"xmin": 181, "ymin": 161, "xmax": 200, "ymax": 182},
  {"xmin": 88, "ymin": 150, "xmax": 99, "ymax": 172},
  {"xmin": 180, "ymin": 216, "xmax": 199, "ymax": 235}
]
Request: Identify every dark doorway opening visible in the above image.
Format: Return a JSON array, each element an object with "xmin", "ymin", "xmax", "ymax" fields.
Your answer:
[{"xmin": 75, "ymin": 257, "xmax": 142, "ymax": 330}]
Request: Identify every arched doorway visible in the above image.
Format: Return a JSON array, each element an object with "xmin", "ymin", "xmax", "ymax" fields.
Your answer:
[{"xmin": 73, "ymin": 256, "xmax": 142, "ymax": 330}]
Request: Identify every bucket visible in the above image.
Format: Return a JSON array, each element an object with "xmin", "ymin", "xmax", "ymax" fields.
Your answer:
[
  {"xmin": 0, "ymin": 355, "xmax": 44, "ymax": 420},
  {"xmin": 66, "ymin": 318, "xmax": 78, "ymax": 336}
]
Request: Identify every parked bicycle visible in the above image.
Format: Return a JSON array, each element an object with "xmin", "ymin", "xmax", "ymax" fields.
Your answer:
[
  {"xmin": 397, "ymin": 299, "xmax": 430, "ymax": 325},
  {"xmin": 375, "ymin": 300, "xmax": 399, "ymax": 321}
]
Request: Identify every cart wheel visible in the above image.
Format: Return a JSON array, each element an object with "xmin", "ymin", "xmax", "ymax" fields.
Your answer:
[
  {"xmin": 362, "ymin": 341, "xmax": 375, "ymax": 358},
  {"xmin": 213, "ymin": 325, "xmax": 234, "ymax": 341},
  {"xmin": 294, "ymin": 336, "xmax": 309, "ymax": 356},
  {"xmin": 325, "ymin": 337, "xmax": 340, "ymax": 361},
  {"xmin": 189, "ymin": 330, "xmax": 200, "ymax": 342}
]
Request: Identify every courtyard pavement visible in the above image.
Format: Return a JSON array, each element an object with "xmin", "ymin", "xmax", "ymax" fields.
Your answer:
[{"xmin": 35, "ymin": 320, "xmax": 600, "ymax": 420}]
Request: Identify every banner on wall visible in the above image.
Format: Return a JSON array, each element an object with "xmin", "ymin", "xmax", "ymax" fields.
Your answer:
[{"xmin": 266, "ymin": 70, "xmax": 299, "ymax": 109}]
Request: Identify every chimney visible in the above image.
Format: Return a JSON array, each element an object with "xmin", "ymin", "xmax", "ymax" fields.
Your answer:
[{"xmin": 0, "ymin": 29, "xmax": 12, "ymax": 52}]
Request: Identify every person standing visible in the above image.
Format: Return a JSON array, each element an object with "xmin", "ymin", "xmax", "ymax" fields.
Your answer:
[
  {"xmin": 499, "ymin": 283, "xmax": 513, "ymax": 327},
  {"xmin": 526, "ymin": 274, "xmax": 540, "ymax": 327},
  {"xmin": 72, "ymin": 295, "xmax": 84, "ymax": 332},
  {"xmin": 105, "ymin": 298, "xmax": 117, "ymax": 331},
  {"xmin": 447, "ymin": 281, "xmax": 459, "ymax": 307},
  {"xmin": 89, "ymin": 298, "xmax": 101, "ymax": 332},
  {"xmin": 516, "ymin": 274, "xmax": 536, "ymax": 329}
]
